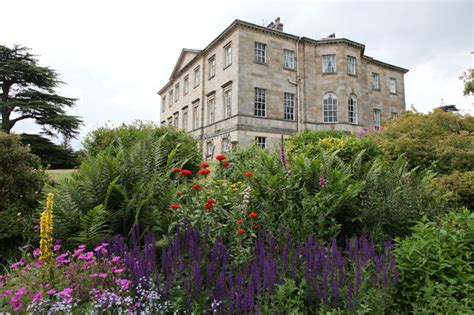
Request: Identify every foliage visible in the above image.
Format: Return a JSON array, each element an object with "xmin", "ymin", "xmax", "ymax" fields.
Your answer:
[
  {"xmin": 459, "ymin": 67, "xmax": 474, "ymax": 96},
  {"xmin": 82, "ymin": 121, "xmax": 201, "ymax": 172},
  {"xmin": 0, "ymin": 44, "xmax": 82, "ymax": 137},
  {"xmin": 394, "ymin": 209, "xmax": 474, "ymax": 313},
  {"xmin": 287, "ymin": 130, "xmax": 382, "ymax": 163},
  {"xmin": 52, "ymin": 131, "xmax": 192, "ymax": 246},
  {"xmin": 0, "ymin": 133, "xmax": 45, "ymax": 264},
  {"xmin": 20, "ymin": 134, "xmax": 79, "ymax": 169},
  {"xmin": 370, "ymin": 109, "xmax": 474, "ymax": 175},
  {"xmin": 217, "ymin": 146, "xmax": 449, "ymax": 243},
  {"xmin": 432, "ymin": 171, "xmax": 474, "ymax": 210}
]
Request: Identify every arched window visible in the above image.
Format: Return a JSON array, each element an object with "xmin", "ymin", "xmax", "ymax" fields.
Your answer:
[
  {"xmin": 323, "ymin": 92, "xmax": 338, "ymax": 123},
  {"xmin": 348, "ymin": 94, "xmax": 358, "ymax": 124}
]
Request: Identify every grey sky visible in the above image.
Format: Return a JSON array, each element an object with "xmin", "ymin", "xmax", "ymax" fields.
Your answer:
[{"xmin": 1, "ymin": 0, "xmax": 472, "ymax": 149}]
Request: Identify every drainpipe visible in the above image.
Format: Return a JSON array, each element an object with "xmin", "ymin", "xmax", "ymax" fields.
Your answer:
[{"xmin": 288, "ymin": 37, "xmax": 302, "ymax": 132}]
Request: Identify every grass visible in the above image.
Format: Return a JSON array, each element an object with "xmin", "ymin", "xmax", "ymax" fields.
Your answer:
[{"xmin": 46, "ymin": 169, "xmax": 76, "ymax": 183}]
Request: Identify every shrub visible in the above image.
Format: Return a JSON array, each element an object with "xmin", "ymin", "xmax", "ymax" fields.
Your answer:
[
  {"xmin": 82, "ymin": 121, "xmax": 201, "ymax": 173},
  {"xmin": 433, "ymin": 171, "xmax": 474, "ymax": 210},
  {"xmin": 370, "ymin": 109, "xmax": 474, "ymax": 175},
  {"xmin": 394, "ymin": 209, "xmax": 474, "ymax": 313},
  {"xmin": 20, "ymin": 134, "xmax": 79, "ymax": 169},
  {"xmin": 0, "ymin": 133, "xmax": 45, "ymax": 264},
  {"xmin": 52, "ymin": 131, "xmax": 197, "ymax": 246}
]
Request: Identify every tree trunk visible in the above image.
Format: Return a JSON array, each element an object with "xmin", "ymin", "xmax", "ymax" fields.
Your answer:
[{"xmin": 1, "ymin": 84, "xmax": 12, "ymax": 133}]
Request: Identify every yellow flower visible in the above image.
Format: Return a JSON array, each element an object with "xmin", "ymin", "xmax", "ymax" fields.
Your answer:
[{"xmin": 40, "ymin": 193, "xmax": 54, "ymax": 281}]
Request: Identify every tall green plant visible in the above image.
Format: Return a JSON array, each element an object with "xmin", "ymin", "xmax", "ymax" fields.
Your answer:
[{"xmin": 52, "ymin": 132, "xmax": 195, "ymax": 245}]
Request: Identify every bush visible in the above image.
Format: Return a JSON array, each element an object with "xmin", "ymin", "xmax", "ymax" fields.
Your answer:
[
  {"xmin": 287, "ymin": 130, "xmax": 382, "ymax": 163},
  {"xmin": 433, "ymin": 171, "xmax": 474, "ymax": 210},
  {"xmin": 0, "ymin": 133, "xmax": 45, "ymax": 264},
  {"xmin": 370, "ymin": 109, "xmax": 474, "ymax": 175},
  {"xmin": 394, "ymin": 209, "xmax": 474, "ymax": 313},
  {"xmin": 82, "ymin": 121, "xmax": 201, "ymax": 173},
  {"xmin": 52, "ymin": 130, "xmax": 199, "ymax": 246},
  {"xmin": 20, "ymin": 134, "xmax": 79, "ymax": 169}
]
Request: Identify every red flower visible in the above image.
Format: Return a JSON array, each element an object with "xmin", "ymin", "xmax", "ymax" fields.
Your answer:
[
  {"xmin": 216, "ymin": 155, "xmax": 226, "ymax": 161},
  {"xmin": 206, "ymin": 199, "xmax": 216, "ymax": 204},
  {"xmin": 200, "ymin": 162, "xmax": 210, "ymax": 169},
  {"xmin": 172, "ymin": 167, "xmax": 182, "ymax": 173},
  {"xmin": 243, "ymin": 172, "xmax": 253, "ymax": 177},
  {"xmin": 222, "ymin": 162, "xmax": 230, "ymax": 168},
  {"xmin": 236, "ymin": 219, "xmax": 244, "ymax": 225},
  {"xmin": 205, "ymin": 203, "xmax": 213, "ymax": 210},
  {"xmin": 176, "ymin": 191, "xmax": 183, "ymax": 196},
  {"xmin": 192, "ymin": 184, "xmax": 202, "ymax": 190},
  {"xmin": 197, "ymin": 169, "xmax": 211, "ymax": 176},
  {"xmin": 180, "ymin": 169, "xmax": 193, "ymax": 176},
  {"xmin": 237, "ymin": 228, "xmax": 245, "ymax": 235},
  {"xmin": 248, "ymin": 212, "xmax": 258, "ymax": 218},
  {"xmin": 253, "ymin": 224, "xmax": 260, "ymax": 230},
  {"xmin": 169, "ymin": 204, "xmax": 180, "ymax": 209}
]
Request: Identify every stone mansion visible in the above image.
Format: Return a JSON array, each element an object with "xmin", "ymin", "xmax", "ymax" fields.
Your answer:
[{"xmin": 158, "ymin": 18, "xmax": 408, "ymax": 158}]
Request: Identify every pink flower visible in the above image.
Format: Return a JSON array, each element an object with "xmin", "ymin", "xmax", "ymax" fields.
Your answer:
[
  {"xmin": 115, "ymin": 279, "xmax": 131, "ymax": 290},
  {"xmin": 59, "ymin": 288, "xmax": 73, "ymax": 297},
  {"xmin": 84, "ymin": 260, "xmax": 95, "ymax": 265},
  {"xmin": 32, "ymin": 248, "xmax": 41, "ymax": 257},
  {"xmin": 78, "ymin": 251, "xmax": 94, "ymax": 260},
  {"xmin": 46, "ymin": 289, "xmax": 57, "ymax": 295},
  {"xmin": 73, "ymin": 248, "xmax": 85, "ymax": 256},
  {"xmin": 10, "ymin": 258, "xmax": 25, "ymax": 269},
  {"xmin": 112, "ymin": 256, "xmax": 121, "ymax": 263},
  {"xmin": 78, "ymin": 245, "xmax": 87, "ymax": 249},
  {"xmin": 319, "ymin": 176, "xmax": 327, "ymax": 187},
  {"xmin": 53, "ymin": 244, "xmax": 61, "ymax": 251},
  {"xmin": 34, "ymin": 260, "xmax": 43, "ymax": 268},
  {"xmin": 98, "ymin": 273, "xmax": 108, "ymax": 278},
  {"xmin": 31, "ymin": 291, "xmax": 43, "ymax": 302},
  {"xmin": 89, "ymin": 273, "xmax": 98, "ymax": 278},
  {"xmin": 10, "ymin": 299, "xmax": 22, "ymax": 311},
  {"xmin": 112, "ymin": 267, "xmax": 125, "ymax": 273},
  {"xmin": 2, "ymin": 290, "xmax": 13, "ymax": 297},
  {"xmin": 94, "ymin": 243, "xmax": 109, "ymax": 252},
  {"xmin": 16, "ymin": 287, "xmax": 27, "ymax": 296}
]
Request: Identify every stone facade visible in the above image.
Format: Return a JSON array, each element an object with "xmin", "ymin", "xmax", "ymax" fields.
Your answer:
[{"xmin": 158, "ymin": 19, "xmax": 408, "ymax": 158}]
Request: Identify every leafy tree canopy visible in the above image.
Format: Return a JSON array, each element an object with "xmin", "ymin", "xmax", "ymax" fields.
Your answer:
[{"xmin": 0, "ymin": 44, "xmax": 82, "ymax": 137}]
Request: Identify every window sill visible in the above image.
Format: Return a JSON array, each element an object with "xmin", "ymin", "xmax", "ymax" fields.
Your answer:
[
  {"xmin": 224, "ymin": 63, "xmax": 232, "ymax": 70},
  {"xmin": 322, "ymin": 72, "xmax": 337, "ymax": 75},
  {"xmin": 283, "ymin": 67, "xmax": 296, "ymax": 72},
  {"xmin": 390, "ymin": 92, "xmax": 397, "ymax": 95},
  {"xmin": 254, "ymin": 61, "xmax": 268, "ymax": 66},
  {"xmin": 372, "ymin": 88, "xmax": 381, "ymax": 92},
  {"xmin": 208, "ymin": 75, "xmax": 215, "ymax": 80},
  {"xmin": 347, "ymin": 73, "xmax": 358, "ymax": 77}
]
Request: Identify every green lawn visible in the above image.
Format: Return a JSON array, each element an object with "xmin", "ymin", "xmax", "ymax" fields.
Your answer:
[{"xmin": 46, "ymin": 169, "xmax": 76, "ymax": 183}]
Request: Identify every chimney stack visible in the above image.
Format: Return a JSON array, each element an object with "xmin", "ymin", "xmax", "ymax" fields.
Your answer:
[{"xmin": 267, "ymin": 17, "xmax": 284, "ymax": 32}]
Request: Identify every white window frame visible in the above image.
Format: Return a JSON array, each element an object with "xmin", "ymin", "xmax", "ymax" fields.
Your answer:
[
  {"xmin": 284, "ymin": 92, "xmax": 295, "ymax": 120},
  {"xmin": 389, "ymin": 78, "xmax": 397, "ymax": 94},
  {"xmin": 167, "ymin": 117, "xmax": 172, "ymax": 126},
  {"xmin": 182, "ymin": 108, "xmax": 188, "ymax": 131},
  {"xmin": 183, "ymin": 75, "xmax": 189, "ymax": 95},
  {"xmin": 224, "ymin": 43, "xmax": 232, "ymax": 67},
  {"xmin": 173, "ymin": 113, "xmax": 179, "ymax": 128},
  {"xmin": 373, "ymin": 108, "xmax": 381, "ymax": 130},
  {"xmin": 193, "ymin": 104, "xmax": 199, "ymax": 129},
  {"xmin": 254, "ymin": 88, "xmax": 266, "ymax": 117},
  {"xmin": 208, "ymin": 55, "xmax": 216, "ymax": 79},
  {"xmin": 347, "ymin": 56, "xmax": 357, "ymax": 75},
  {"xmin": 168, "ymin": 90, "xmax": 173, "ymax": 107},
  {"xmin": 194, "ymin": 66, "xmax": 200, "ymax": 87},
  {"xmin": 222, "ymin": 137, "xmax": 230, "ymax": 152},
  {"xmin": 224, "ymin": 87, "xmax": 232, "ymax": 119},
  {"xmin": 255, "ymin": 136, "xmax": 267, "ymax": 149},
  {"xmin": 323, "ymin": 92, "xmax": 338, "ymax": 123},
  {"xmin": 255, "ymin": 42, "xmax": 266, "ymax": 63},
  {"xmin": 372, "ymin": 73, "xmax": 380, "ymax": 90},
  {"xmin": 206, "ymin": 141, "xmax": 214, "ymax": 159},
  {"xmin": 174, "ymin": 84, "xmax": 180, "ymax": 102},
  {"xmin": 207, "ymin": 96, "xmax": 215, "ymax": 125},
  {"xmin": 283, "ymin": 49, "xmax": 295, "ymax": 69},
  {"xmin": 322, "ymin": 55, "xmax": 336, "ymax": 73},
  {"xmin": 161, "ymin": 96, "xmax": 166, "ymax": 113},
  {"xmin": 348, "ymin": 94, "xmax": 358, "ymax": 124}
]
